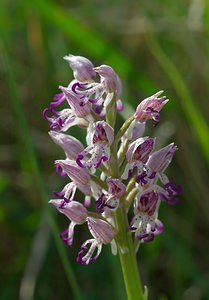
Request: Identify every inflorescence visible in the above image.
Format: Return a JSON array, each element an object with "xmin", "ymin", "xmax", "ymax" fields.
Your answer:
[{"xmin": 43, "ymin": 54, "xmax": 182, "ymax": 266}]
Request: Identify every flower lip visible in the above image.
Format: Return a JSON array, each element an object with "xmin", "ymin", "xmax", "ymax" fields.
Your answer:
[{"xmin": 76, "ymin": 239, "xmax": 102, "ymax": 265}]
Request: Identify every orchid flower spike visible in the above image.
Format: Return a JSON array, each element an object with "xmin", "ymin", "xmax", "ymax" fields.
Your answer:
[{"xmin": 43, "ymin": 54, "xmax": 182, "ymax": 267}]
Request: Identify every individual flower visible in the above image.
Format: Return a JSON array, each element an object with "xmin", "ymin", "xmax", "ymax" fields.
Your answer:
[
  {"xmin": 96, "ymin": 178, "xmax": 126, "ymax": 213},
  {"xmin": 59, "ymin": 86, "xmax": 92, "ymax": 118},
  {"xmin": 77, "ymin": 217, "xmax": 115, "ymax": 265},
  {"xmin": 134, "ymin": 91, "xmax": 169, "ymax": 126},
  {"xmin": 136, "ymin": 143, "xmax": 177, "ymax": 186},
  {"xmin": 70, "ymin": 64, "xmax": 122, "ymax": 113},
  {"xmin": 49, "ymin": 198, "xmax": 88, "ymax": 245},
  {"xmin": 76, "ymin": 121, "xmax": 114, "ymax": 169},
  {"xmin": 122, "ymin": 137, "xmax": 155, "ymax": 180},
  {"xmin": 63, "ymin": 54, "xmax": 96, "ymax": 83},
  {"xmin": 146, "ymin": 143, "xmax": 182, "ymax": 203},
  {"xmin": 130, "ymin": 188, "xmax": 163, "ymax": 242},
  {"xmin": 54, "ymin": 159, "xmax": 101, "ymax": 202}
]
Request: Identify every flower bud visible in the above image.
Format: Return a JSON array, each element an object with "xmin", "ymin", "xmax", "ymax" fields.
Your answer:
[
  {"xmin": 94, "ymin": 65, "xmax": 121, "ymax": 95},
  {"xmin": 64, "ymin": 54, "xmax": 96, "ymax": 83},
  {"xmin": 134, "ymin": 91, "xmax": 169, "ymax": 126}
]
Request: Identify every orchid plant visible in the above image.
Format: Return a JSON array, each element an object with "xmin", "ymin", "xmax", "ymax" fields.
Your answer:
[{"xmin": 43, "ymin": 54, "xmax": 182, "ymax": 300}]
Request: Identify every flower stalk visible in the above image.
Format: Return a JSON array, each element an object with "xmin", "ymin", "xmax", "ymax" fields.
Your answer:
[
  {"xmin": 115, "ymin": 205, "xmax": 145, "ymax": 300},
  {"xmin": 43, "ymin": 54, "xmax": 182, "ymax": 300}
]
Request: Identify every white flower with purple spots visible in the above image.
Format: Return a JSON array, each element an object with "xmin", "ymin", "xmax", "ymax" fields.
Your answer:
[
  {"xmin": 146, "ymin": 143, "xmax": 183, "ymax": 203},
  {"xmin": 134, "ymin": 91, "xmax": 169, "ymax": 126},
  {"xmin": 122, "ymin": 137, "xmax": 155, "ymax": 181},
  {"xmin": 76, "ymin": 121, "xmax": 114, "ymax": 170},
  {"xmin": 96, "ymin": 178, "xmax": 126, "ymax": 213},
  {"xmin": 130, "ymin": 188, "xmax": 163, "ymax": 243}
]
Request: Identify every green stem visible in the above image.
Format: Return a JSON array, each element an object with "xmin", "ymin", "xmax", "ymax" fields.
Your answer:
[
  {"xmin": 114, "ymin": 205, "xmax": 145, "ymax": 300},
  {"xmin": 109, "ymin": 139, "xmax": 145, "ymax": 300},
  {"xmin": 116, "ymin": 116, "xmax": 134, "ymax": 141},
  {"xmin": 105, "ymin": 93, "xmax": 117, "ymax": 128},
  {"xmin": 125, "ymin": 187, "xmax": 139, "ymax": 212}
]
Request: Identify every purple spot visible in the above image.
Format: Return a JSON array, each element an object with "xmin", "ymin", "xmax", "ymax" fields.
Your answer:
[
  {"xmin": 136, "ymin": 171, "xmax": 147, "ymax": 185},
  {"xmin": 58, "ymin": 197, "xmax": 71, "ymax": 209},
  {"xmin": 89, "ymin": 98, "xmax": 98, "ymax": 104},
  {"xmin": 128, "ymin": 169, "xmax": 133, "ymax": 178},
  {"xmin": 79, "ymin": 101, "xmax": 85, "ymax": 107},
  {"xmin": 53, "ymin": 191, "xmax": 65, "ymax": 198},
  {"xmin": 116, "ymin": 99, "xmax": 124, "ymax": 112},
  {"xmin": 72, "ymin": 82, "xmax": 87, "ymax": 94},
  {"xmin": 55, "ymin": 164, "xmax": 67, "ymax": 177},
  {"xmin": 148, "ymin": 171, "xmax": 156, "ymax": 179},
  {"xmin": 76, "ymin": 153, "xmax": 85, "ymax": 168},
  {"xmin": 95, "ymin": 155, "xmax": 108, "ymax": 168},
  {"xmin": 76, "ymin": 245, "xmax": 89, "ymax": 266},
  {"xmin": 143, "ymin": 233, "xmax": 154, "ymax": 243},
  {"xmin": 60, "ymin": 228, "xmax": 72, "ymax": 246}
]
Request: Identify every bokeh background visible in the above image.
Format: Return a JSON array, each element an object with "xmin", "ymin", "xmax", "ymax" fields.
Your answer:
[{"xmin": 1, "ymin": 0, "xmax": 209, "ymax": 299}]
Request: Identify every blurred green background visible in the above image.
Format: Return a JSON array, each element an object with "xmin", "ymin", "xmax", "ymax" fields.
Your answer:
[{"xmin": 1, "ymin": 0, "xmax": 209, "ymax": 299}]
